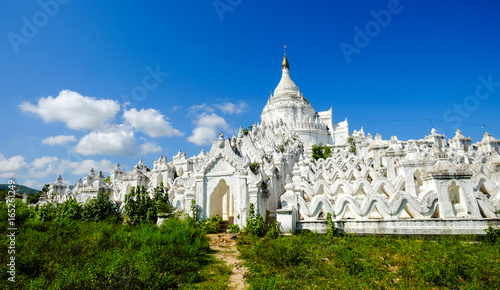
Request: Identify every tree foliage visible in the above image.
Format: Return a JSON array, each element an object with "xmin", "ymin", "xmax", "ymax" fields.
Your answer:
[
  {"xmin": 246, "ymin": 203, "xmax": 264, "ymax": 236},
  {"xmin": 347, "ymin": 136, "xmax": 357, "ymax": 154},
  {"xmin": 124, "ymin": 183, "xmax": 173, "ymax": 225},
  {"xmin": 81, "ymin": 192, "xmax": 117, "ymax": 222},
  {"xmin": 312, "ymin": 143, "xmax": 332, "ymax": 160}
]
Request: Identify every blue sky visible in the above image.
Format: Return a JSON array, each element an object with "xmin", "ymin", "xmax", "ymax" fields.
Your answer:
[{"xmin": 1, "ymin": 0, "xmax": 500, "ymax": 190}]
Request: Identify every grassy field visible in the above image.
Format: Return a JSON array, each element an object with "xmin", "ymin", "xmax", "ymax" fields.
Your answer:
[
  {"xmin": 2, "ymin": 199, "xmax": 498, "ymax": 289},
  {"xmin": 0, "ymin": 217, "xmax": 231, "ymax": 289},
  {"xmin": 238, "ymin": 232, "xmax": 500, "ymax": 289}
]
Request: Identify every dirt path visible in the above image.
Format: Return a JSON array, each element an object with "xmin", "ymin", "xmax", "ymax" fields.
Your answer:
[{"xmin": 207, "ymin": 233, "xmax": 248, "ymax": 289}]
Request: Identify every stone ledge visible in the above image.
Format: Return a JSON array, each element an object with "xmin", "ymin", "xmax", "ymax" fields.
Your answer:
[{"xmin": 297, "ymin": 219, "xmax": 500, "ymax": 235}]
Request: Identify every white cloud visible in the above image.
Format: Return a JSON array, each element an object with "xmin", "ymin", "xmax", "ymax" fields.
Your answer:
[
  {"xmin": 187, "ymin": 113, "xmax": 229, "ymax": 145},
  {"xmin": 0, "ymin": 154, "xmax": 28, "ymax": 175},
  {"xmin": 123, "ymin": 108, "xmax": 184, "ymax": 137},
  {"xmin": 29, "ymin": 156, "xmax": 71, "ymax": 178},
  {"xmin": 19, "ymin": 90, "xmax": 120, "ymax": 130},
  {"xmin": 70, "ymin": 159, "xmax": 116, "ymax": 175},
  {"xmin": 188, "ymin": 103, "xmax": 214, "ymax": 114},
  {"xmin": 73, "ymin": 125, "xmax": 162, "ymax": 157},
  {"xmin": 32, "ymin": 156, "xmax": 59, "ymax": 170},
  {"xmin": 140, "ymin": 141, "xmax": 162, "ymax": 155},
  {"xmin": 0, "ymin": 153, "xmax": 119, "ymax": 187},
  {"xmin": 74, "ymin": 125, "xmax": 137, "ymax": 156},
  {"xmin": 215, "ymin": 102, "xmax": 248, "ymax": 115},
  {"xmin": 42, "ymin": 135, "xmax": 77, "ymax": 146},
  {"xmin": 29, "ymin": 156, "xmax": 116, "ymax": 177},
  {"xmin": 23, "ymin": 180, "xmax": 44, "ymax": 190}
]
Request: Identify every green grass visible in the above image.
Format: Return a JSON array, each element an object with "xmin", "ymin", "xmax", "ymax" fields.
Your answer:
[
  {"xmin": 2, "ymin": 200, "xmax": 498, "ymax": 289},
  {"xmin": 238, "ymin": 232, "xmax": 500, "ymax": 289},
  {"xmin": 0, "ymin": 217, "xmax": 230, "ymax": 289}
]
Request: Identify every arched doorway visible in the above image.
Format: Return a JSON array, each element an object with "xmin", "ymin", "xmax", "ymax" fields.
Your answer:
[
  {"xmin": 210, "ymin": 179, "xmax": 234, "ymax": 221},
  {"xmin": 413, "ymin": 170, "xmax": 423, "ymax": 195},
  {"xmin": 156, "ymin": 173, "xmax": 163, "ymax": 186},
  {"xmin": 449, "ymin": 181, "xmax": 466, "ymax": 217}
]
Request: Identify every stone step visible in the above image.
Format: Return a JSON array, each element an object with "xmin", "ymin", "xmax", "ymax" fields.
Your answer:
[{"xmin": 218, "ymin": 217, "xmax": 234, "ymax": 233}]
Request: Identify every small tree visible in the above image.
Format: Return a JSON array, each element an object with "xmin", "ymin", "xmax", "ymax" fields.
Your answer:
[
  {"xmin": 55, "ymin": 198, "xmax": 83, "ymax": 221},
  {"xmin": 326, "ymin": 213, "xmax": 338, "ymax": 238},
  {"xmin": 82, "ymin": 191, "xmax": 117, "ymax": 222},
  {"xmin": 154, "ymin": 182, "xmax": 174, "ymax": 215},
  {"xmin": 189, "ymin": 199, "xmax": 201, "ymax": 225},
  {"xmin": 124, "ymin": 186, "xmax": 156, "ymax": 225},
  {"xmin": 246, "ymin": 203, "xmax": 264, "ymax": 236}
]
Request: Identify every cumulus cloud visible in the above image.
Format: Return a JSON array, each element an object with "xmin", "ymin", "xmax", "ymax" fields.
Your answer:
[
  {"xmin": 73, "ymin": 124, "xmax": 162, "ymax": 157},
  {"xmin": 29, "ymin": 156, "xmax": 116, "ymax": 177},
  {"xmin": 187, "ymin": 113, "xmax": 229, "ymax": 145},
  {"xmin": 32, "ymin": 156, "xmax": 59, "ymax": 170},
  {"xmin": 23, "ymin": 180, "xmax": 44, "ymax": 190},
  {"xmin": 74, "ymin": 125, "xmax": 138, "ymax": 156},
  {"xmin": 140, "ymin": 141, "xmax": 162, "ymax": 155},
  {"xmin": 188, "ymin": 103, "xmax": 214, "ymax": 114},
  {"xmin": 0, "ymin": 154, "xmax": 28, "ymax": 178},
  {"xmin": 0, "ymin": 153, "xmax": 119, "ymax": 188},
  {"xmin": 19, "ymin": 90, "xmax": 120, "ymax": 130},
  {"xmin": 215, "ymin": 102, "xmax": 248, "ymax": 115},
  {"xmin": 29, "ymin": 156, "xmax": 73, "ymax": 178},
  {"xmin": 70, "ymin": 159, "xmax": 116, "ymax": 175},
  {"xmin": 124, "ymin": 108, "xmax": 184, "ymax": 137},
  {"xmin": 42, "ymin": 135, "xmax": 77, "ymax": 146}
]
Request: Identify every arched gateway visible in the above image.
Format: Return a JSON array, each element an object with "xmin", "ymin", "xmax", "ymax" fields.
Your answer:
[{"xmin": 180, "ymin": 133, "xmax": 263, "ymax": 228}]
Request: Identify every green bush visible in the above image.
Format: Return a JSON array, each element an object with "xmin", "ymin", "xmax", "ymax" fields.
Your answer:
[
  {"xmin": 229, "ymin": 224, "xmax": 240, "ymax": 234},
  {"xmin": 347, "ymin": 136, "xmax": 357, "ymax": 154},
  {"xmin": 245, "ymin": 203, "xmax": 264, "ymax": 237},
  {"xmin": 249, "ymin": 162, "xmax": 260, "ymax": 174},
  {"xmin": 81, "ymin": 191, "xmax": 118, "ymax": 222},
  {"xmin": 484, "ymin": 225, "xmax": 500, "ymax": 244},
  {"xmin": 266, "ymin": 221, "xmax": 281, "ymax": 239},
  {"xmin": 312, "ymin": 143, "xmax": 332, "ymax": 160},
  {"xmin": 33, "ymin": 203, "xmax": 57, "ymax": 221},
  {"xmin": 124, "ymin": 186, "xmax": 156, "ymax": 225},
  {"xmin": 326, "ymin": 213, "xmax": 337, "ymax": 238},
  {"xmin": 55, "ymin": 198, "xmax": 83, "ymax": 221},
  {"xmin": 154, "ymin": 182, "xmax": 174, "ymax": 215},
  {"xmin": 201, "ymin": 215, "xmax": 222, "ymax": 234}
]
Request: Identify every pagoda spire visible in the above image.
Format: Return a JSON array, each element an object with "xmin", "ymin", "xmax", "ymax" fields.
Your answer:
[{"xmin": 282, "ymin": 44, "xmax": 290, "ymax": 70}]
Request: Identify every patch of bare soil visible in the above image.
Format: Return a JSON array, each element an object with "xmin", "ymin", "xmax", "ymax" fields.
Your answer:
[{"xmin": 207, "ymin": 233, "xmax": 248, "ymax": 289}]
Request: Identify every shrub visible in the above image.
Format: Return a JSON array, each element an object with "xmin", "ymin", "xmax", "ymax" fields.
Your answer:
[
  {"xmin": 484, "ymin": 225, "xmax": 500, "ymax": 244},
  {"xmin": 189, "ymin": 199, "xmax": 201, "ymax": 225},
  {"xmin": 326, "ymin": 213, "xmax": 337, "ymax": 238},
  {"xmin": 347, "ymin": 136, "xmax": 357, "ymax": 154},
  {"xmin": 55, "ymin": 198, "xmax": 83, "ymax": 221},
  {"xmin": 124, "ymin": 186, "xmax": 156, "ymax": 225},
  {"xmin": 312, "ymin": 143, "xmax": 332, "ymax": 160},
  {"xmin": 33, "ymin": 203, "xmax": 57, "ymax": 221},
  {"xmin": 249, "ymin": 162, "xmax": 260, "ymax": 174},
  {"xmin": 266, "ymin": 221, "xmax": 281, "ymax": 239},
  {"xmin": 82, "ymin": 191, "xmax": 118, "ymax": 222},
  {"xmin": 201, "ymin": 215, "xmax": 222, "ymax": 234},
  {"xmin": 154, "ymin": 182, "xmax": 174, "ymax": 215},
  {"xmin": 229, "ymin": 224, "xmax": 240, "ymax": 234},
  {"xmin": 246, "ymin": 203, "xmax": 264, "ymax": 237}
]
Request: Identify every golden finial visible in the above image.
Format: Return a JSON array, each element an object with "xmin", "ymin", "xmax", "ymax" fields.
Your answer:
[{"xmin": 282, "ymin": 45, "xmax": 290, "ymax": 70}]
